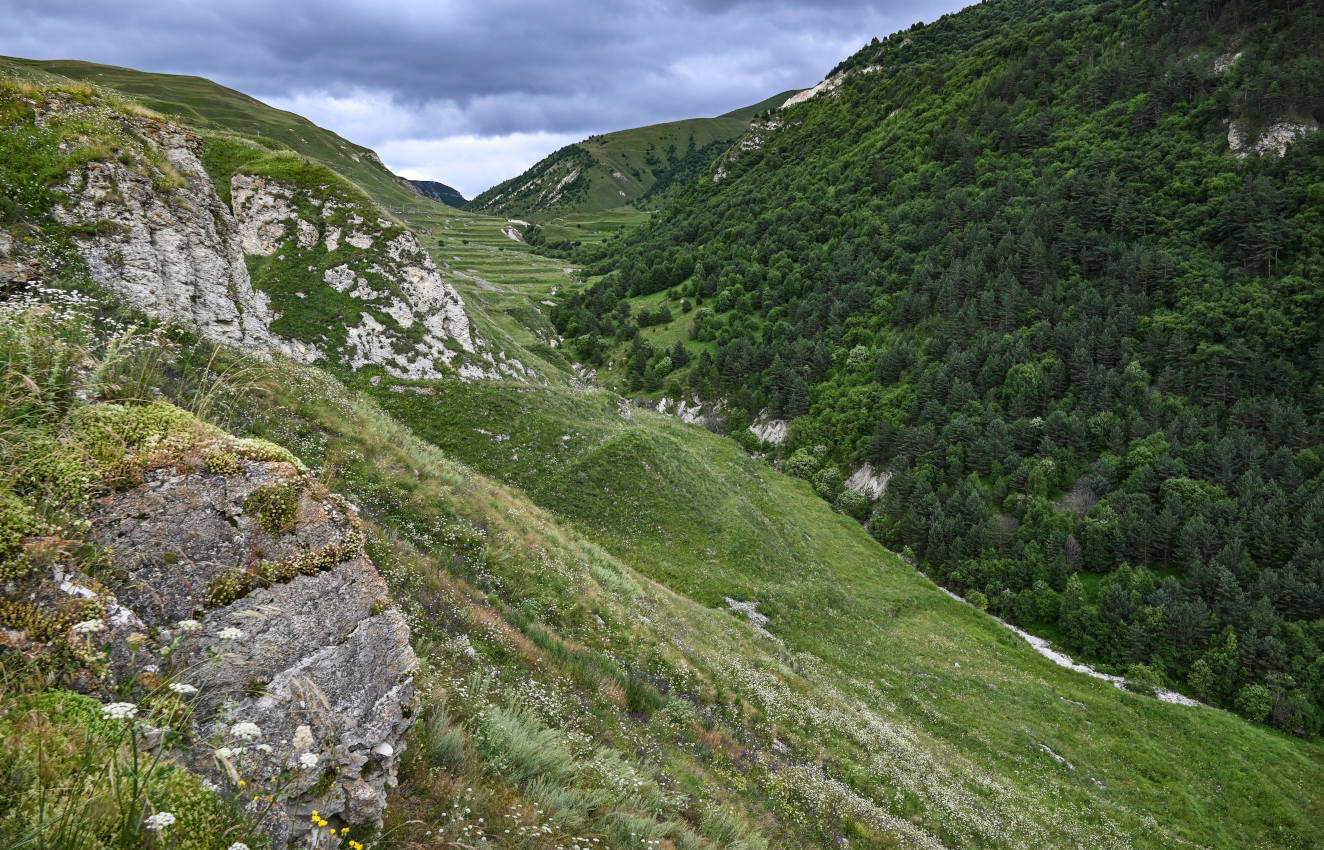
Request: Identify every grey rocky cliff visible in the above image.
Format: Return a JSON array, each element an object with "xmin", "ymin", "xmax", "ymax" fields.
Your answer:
[
  {"xmin": 48, "ymin": 111, "xmax": 288, "ymax": 355},
  {"xmin": 86, "ymin": 445, "xmax": 416, "ymax": 846},
  {"xmin": 748, "ymin": 409, "xmax": 792, "ymax": 446},
  {"xmin": 651, "ymin": 394, "xmax": 726, "ymax": 432},
  {"xmin": 227, "ymin": 173, "xmax": 532, "ymax": 381},
  {"xmin": 844, "ymin": 462, "xmax": 891, "ymax": 500},
  {"xmin": 1227, "ymin": 119, "xmax": 1319, "ymax": 157},
  {"xmin": 45, "ymin": 100, "xmax": 521, "ymax": 381}
]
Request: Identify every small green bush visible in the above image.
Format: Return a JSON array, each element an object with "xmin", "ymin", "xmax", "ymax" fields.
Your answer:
[
  {"xmin": 0, "ymin": 492, "xmax": 39, "ymax": 561},
  {"xmin": 418, "ymin": 708, "xmax": 467, "ymax": 772}
]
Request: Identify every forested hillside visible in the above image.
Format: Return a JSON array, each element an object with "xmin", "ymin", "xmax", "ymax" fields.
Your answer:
[{"xmin": 552, "ymin": 0, "xmax": 1324, "ymax": 732}]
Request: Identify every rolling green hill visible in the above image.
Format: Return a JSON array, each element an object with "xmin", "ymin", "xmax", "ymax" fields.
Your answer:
[
  {"xmin": 551, "ymin": 0, "xmax": 1324, "ymax": 734},
  {"xmin": 467, "ymin": 90, "xmax": 796, "ymax": 218}
]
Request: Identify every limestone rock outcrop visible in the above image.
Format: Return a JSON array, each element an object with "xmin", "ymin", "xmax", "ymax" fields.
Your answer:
[
  {"xmin": 48, "ymin": 109, "xmax": 287, "ymax": 355},
  {"xmin": 748, "ymin": 409, "xmax": 792, "ymax": 446},
  {"xmin": 85, "ymin": 434, "xmax": 416, "ymax": 846},
  {"xmin": 1227, "ymin": 120, "xmax": 1318, "ymax": 157},
  {"xmin": 844, "ymin": 463, "xmax": 891, "ymax": 500},
  {"xmin": 43, "ymin": 96, "xmax": 517, "ymax": 381}
]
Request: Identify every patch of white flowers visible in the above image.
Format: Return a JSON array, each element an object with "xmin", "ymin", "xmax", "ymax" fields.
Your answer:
[
  {"xmin": 143, "ymin": 812, "xmax": 176, "ymax": 830},
  {"xmin": 101, "ymin": 702, "xmax": 138, "ymax": 721},
  {"xmin": 230, "ymin": 721, "xmax": 262, "ymax": 741},
  {"xmin": 168, "ymin": 682, "xmax": 198, "ymax": 695},
  {"xmin": 217, "ymin": 626, "xmax": 245, "ymax": 641},
  {"xmin": 70, "ymin": 619, "xmax": 105, "ymax": 634}
]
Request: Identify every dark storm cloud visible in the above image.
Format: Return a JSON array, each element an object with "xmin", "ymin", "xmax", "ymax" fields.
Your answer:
[{"xmin": 0, "ymin": 0, "xmax": 968, "ymax": 194}]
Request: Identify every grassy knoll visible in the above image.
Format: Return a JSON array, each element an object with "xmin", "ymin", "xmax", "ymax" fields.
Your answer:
[{"xmin": 468, "ymin": 91, "xmax": 798, "ymax": 217}]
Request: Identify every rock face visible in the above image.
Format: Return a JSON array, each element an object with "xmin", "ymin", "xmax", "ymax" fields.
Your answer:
[
  {"xmin": 49, "ymin": 111, "xmax": 286, "ymax": 355},
  {"xmin": 749, "ymin": 409, "xmax": 792, "ymax": 446},
  {"xmin": 844, "ymin": 463, "xmax": 891, "ymax": 500},
  {"xmin": 780, "ymin": 65, "xmax": 881, "ymax": 109},
  {"xmin": 87, "ymin": 451, "xmax": 416, "ymax": 846},
  {"xmin": 227, "ymin": 173, "xmax": 513, "ymax": 380},
  {"xmin": 1227, "ymin": 120, "xmax": 1318, "ymax": 157},
  {"xmin": 653, "ymin": 394, "xmax": 726, "ymax": 432},
  {"xmin": 46, "ymin": 99, "xmax": 506, "ymax": 380}
]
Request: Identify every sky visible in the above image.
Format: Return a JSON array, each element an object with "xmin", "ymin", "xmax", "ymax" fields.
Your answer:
[{"xmin": 0, "ymin": 0, "xmax": 971, "ymax": 198}]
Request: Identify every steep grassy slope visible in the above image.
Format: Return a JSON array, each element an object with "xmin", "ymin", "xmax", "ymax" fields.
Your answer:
[
  {"xmin": 551, "ymin": 0, "xmax": 1324, "ymax": 731},
  {"xmin": 4, "ymin": 56, "xmax": 434, "ymax": 212},
  {"xmin": 300, "ymin": 370, "xmax": 1320, "ymax": 849},
  {"xmin": 467, "ymin": 91, "xmax": 795, "ymax": 218}
]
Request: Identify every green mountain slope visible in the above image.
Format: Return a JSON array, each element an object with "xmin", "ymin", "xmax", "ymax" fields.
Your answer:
[
  {"xmin": 4, "ymin": 56, "xmax": 434, "ymax": 212},
  {"xmin": 552, "ymin": 0, "xmax": 1324, "ymax": 733},
  {"xmin": 467, "ymin": 90, "xmax": 796, "ymax": 218}
]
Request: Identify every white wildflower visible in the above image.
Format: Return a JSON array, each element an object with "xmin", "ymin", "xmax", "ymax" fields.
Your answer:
[
  {"xmin": 226, "ymin": 844, "xmax": 251, "ymax": 850},
  {"xmin": 214, "ymin": 746, "xmax": 234, "ymax": 759},
  {"xmin": 217, "ymin": 627, "xmax": 245, "ymax": 641},
  {"xmin": 168, "ymin": 682, "xmax": 198, "ymax": 695},
  {"xmin": 230, "ymin": 721, "xmax": 262, "ymax": 741},
  {"xmin": 299, "ymin": 751, "xmax": 319, "ymax": 770},
  {"xmin": 70, "ymin": 619, "xmax": 105, "ymax": 635},
  {"xmin": 143, "ymin": 812, "xmax": 176, "ymax": 830},
  {"xmin": 176, "ymin": 619, "xmax": 202, "ymax": 632},
  {"xmin": 101, "ymin": 702, "xmax": 138, "ymax": 721}
]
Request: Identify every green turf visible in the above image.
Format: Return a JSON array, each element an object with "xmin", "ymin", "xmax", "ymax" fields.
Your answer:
[{"xmin": 351, "ymin": 374, "xmax": 1324, "ymax": 849}]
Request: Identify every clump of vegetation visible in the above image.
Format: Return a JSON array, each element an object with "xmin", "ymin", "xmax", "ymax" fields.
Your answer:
[
  {"xmin": 205, "ymin": 447, "xmax": 243, "ymax": 475},
  {"xmin": 0, "ymin": 687, "xmax": 257, "ymax": 850},
  {"xmin": 243, "ymin": 482, "xmax": 301, "ymax": 534},
  {"xmin": 204, "ymin": 532, "xmax": 364, "ymax": 608}
]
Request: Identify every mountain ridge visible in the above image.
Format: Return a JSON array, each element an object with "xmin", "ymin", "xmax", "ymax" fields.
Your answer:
[
  {"xmin": 408, "ymin": 177, "xmax": 467, "ymax": 208},
  {"xmin": 467, "ymin": 90, "xmax": 797, "ymax": 218}
]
